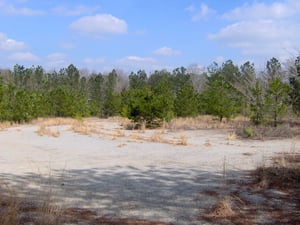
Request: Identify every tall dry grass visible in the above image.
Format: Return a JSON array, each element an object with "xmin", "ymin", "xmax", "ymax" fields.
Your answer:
[
  {"xmin": 167, "ymin": 115, "xmax": 249, "ymax": 131},
  {"xmin": 37, "ymin": 125, "xmax": 60, "ymax": 137},
  {"xmin": 0, "ymin": 180, "xmax": 63, "ymax": 225},
  {"xmin": 0, "ymin": 121, "xmax": 14, "ymax": 131}
]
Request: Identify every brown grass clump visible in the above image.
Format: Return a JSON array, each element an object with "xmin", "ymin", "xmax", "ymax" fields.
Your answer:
[
  {"xmin": 0, "ymin": 186, "xmax": 20, "ymax": 225},
  {"xmin": 37, "ymin": 125, "xmax": 60, "ymax": 137},
  {"xmin": 33, "ymin": 117, "xmax": 74, "ymax": 127},
  {"xmin": 178, "ymin": 132, "xmax": 188, "ymax": 145},
  {"xmin": 226, "ymin": 131, "xmax": 236, "ymax": 141},
  {"xmin": 114, "ymin": 129, "xmax": 125, "ymax": 137},
  {"xmin": 204, "ymin": 139, "xmax": 212, "ymax": 147},
  {"xmin": 254, "ymin": 153, "xmax": 300, "ymax": 190},
  {"xmin": 167, "ymin": 116, "xmax": 214, "ymax": 130},
  {"xmin": 208, "ymin": 197, "xmax": 236, "ymax": 219},
  {"xmin": 167, "ymin": 115, "xmax": 249, "ymax": 131},
  {"xmin": 70, "ymin": 120, "xmax": 93, "ymax": 135},
  {"xmin": 150, "ymin": 132, "xmax": 163, "ymax": 143},
  {"xmin": 0, "ymin": 121, "xmax": 13, "ymax": 131},
  {"xmin": 237, "ymin": 124, "xmax": 300, "ymax": 140}
]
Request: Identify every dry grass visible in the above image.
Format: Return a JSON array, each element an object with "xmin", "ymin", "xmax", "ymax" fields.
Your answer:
[
  {"xmin": 237, "ymin": 123, "xmax": 300, "ymax": 140},
  {"xmin": 0, "ymin": 183, "xmax": 20, "ymax": 225},
  {"xmin": 0, "ymin": 121, "xmax": 13, "ymax": 131},
  {"xmin": 207, "ymin": 197, "xmax": 236, "ymax": 219},
  {"xmin": 178, "ymin": 132, "xmax": 188, "ymax": 145},
  {"xmin": 33, "ymin": 117, "xmax": 75, "ymax": 126},
  {"xmin": 167, "ymin": 115, "xmax": 249, "ymax": 131},
  {"xmin": 150, "ymin": 132, "xmax": 163, "ymax": 143},
  {"xmin": 204, "ymin": 139, "xmax": 212, "ymax": 147},
  {"xmin": 226, "ymin": 131, "xmax": 236, "ymax": 141},
  {"xmin": 0, "ymin": 181, "xmax": 62, "ymax": 225},
  {"xmin": 37, "ymin": 125, "xmax": 60, "ymax": 137},
  {"xmin": 254, "ymin": 153, "xmax": 300, "ymax": 190},
  {"xmin": 114, "ymin": 129, "xmax": 126, "ymax": 138},
  {"xmin": 70, "ymin": 120, "xmax": 94, "ymax": 135},
  {"xmin": 0, "ymin": 182, "xmax": 171, "ymax": 225}
]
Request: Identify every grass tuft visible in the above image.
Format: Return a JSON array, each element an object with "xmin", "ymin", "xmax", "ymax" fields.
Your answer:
[
  {"xmin": 207, "ymin": 197, "xmax": 235, "ymax": 219},
  {"xmin": 254, "ymin": 153, "xmax": 300, "ymax": 190},
  {"xmin": 37, "ymin": 125, "xmax": 60, "ymax": 137},
  {"xmin": 178, "ymin": 132, "xmax": 188, "ymax": 145}
]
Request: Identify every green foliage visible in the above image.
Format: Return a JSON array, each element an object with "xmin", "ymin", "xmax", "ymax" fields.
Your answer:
[
  {"xmin": 250, "ymin": 80, "xmax": 266, "ymax": 125},
  {"xmin": 0, "ymin": 78, "xmax": 9, "ymax": 121},
  {"xmin": 289, "ymin": 77, "xmax": 300, "ymax": 115},
  {"xmin": 266, "ymin": 57, "xmax": 282, "ymax": 80},
  {"xmin": 124, "ymin": 87, "xmax": 154, "ymax": 124},
  {"xmin": 129, "ymin": 70, "xmax": 147, "ymax": 90},
  {"xmin": 10, "ymin": 89, "xmax": 41, "ymax": 123},
  {"xmin": 87, "ymin": 73, "xmax": 104, "ymax": 116},
  {"xmin": 265, "ymin": 77, "xmax": 290, "ymax": 127},
  {"xmin": 151, "ymin": 79, "xmax": 175, "ymax": 122},
  {"xmin": 199, "ymin": 63, "xmax": 242, "ymax": 121},
  {"xmin": 103, "ymin": 69, "xmax": 120, "ymax": 117},
  {"xmin": 0, "ymin": 58, "xmax": 298, "ymax": 126},
  {"xmin": 174, "ymin": 84, "xmax": 198, "ymax": 117},
  {"xmin": 243, "ymin": 127, "xmax": 254, "ymax": 137},
  {"xmin": 48, "ymin": 88, "xmax": 76, "ymax": 117}
]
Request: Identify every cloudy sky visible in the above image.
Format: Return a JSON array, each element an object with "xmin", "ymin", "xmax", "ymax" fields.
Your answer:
[{"xmin": 0, "ymin": 0, "xmax": 299, "ymax": 73}]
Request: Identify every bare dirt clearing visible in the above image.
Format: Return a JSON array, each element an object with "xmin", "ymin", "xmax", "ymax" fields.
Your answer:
[{"xmin": 0, "ymin": 118, "xmax": 299, "ymax": 224}]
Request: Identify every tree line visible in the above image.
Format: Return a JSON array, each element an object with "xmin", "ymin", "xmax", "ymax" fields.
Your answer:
[{"xmin": 0, "ymin": 56, "xmax": 299, "ymax": 127}]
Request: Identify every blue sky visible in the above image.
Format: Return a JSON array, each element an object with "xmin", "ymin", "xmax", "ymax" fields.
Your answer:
[{"xmin": 0, "ymin": 0, "xmax": 299, "ymax": 73}]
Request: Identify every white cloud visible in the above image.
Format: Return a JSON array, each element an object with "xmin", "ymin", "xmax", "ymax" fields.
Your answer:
[
  {"xmin": 0, "ymin": 0, "xmax": 45, "ymax": 15},
  {"xmin": 46, "ymin": 53, "xmax": 68, "ymax": 68},
  {"xmin": 153, "ymin": 47, "xmax": 181, "ymax": 56},
  {"xmin": 53, "ymin": 5, "xmax": 100, "ymax": 16},
  {"xmin": 0, "ymin": 32, "xmax": 27, "ymax": 51},
  {"xmin": 222, "ymin": 0, "xmax": 300, "ymax": 20},
  {"xmin": 83, "ymin": 57, "xmax": 105, "ymax": 65},
  {"xmin": 9, "ymin": 52, "xmax": 39, "ymax": 61},
  {"xmin": 117, "ymin": 56, "xmax": 163, "ymax": 72},
  {"xmin": 125, "ymin": 56, "xmax": 155, "ymax": 63},
  {"xmin": 209, "ymin": 20, "xmax": 299, "ymax": 57},
  {"xmin": 209, "ymin": 0, "xmax": 300, "ymax": 60},
  {"xmin": 186, "ymin": 3, "xmax": 216, "ymax": 21},
  {"xmin": 70, "ymin": 14, "xmax": 127, "ymax": 37}
]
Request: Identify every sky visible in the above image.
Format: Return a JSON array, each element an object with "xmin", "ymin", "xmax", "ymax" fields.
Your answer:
[{"xmin": 0, "ymin": 0, "xmax": 300, "ymax": 73}]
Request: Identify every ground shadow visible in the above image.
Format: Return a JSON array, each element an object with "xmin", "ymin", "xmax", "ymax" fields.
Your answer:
[{"xmin": 0, "ymin": 165, "xmax": 298, "ymax": 225}]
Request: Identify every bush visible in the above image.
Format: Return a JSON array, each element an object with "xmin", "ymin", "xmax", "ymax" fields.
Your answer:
[{"xmin": 243, "ymin": 127, "xmax": 254, "ymax": 137}]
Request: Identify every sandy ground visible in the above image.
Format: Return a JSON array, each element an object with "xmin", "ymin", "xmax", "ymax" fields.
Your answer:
[{"xmin": 0, "ymin": 119, "xmax": 299, "ymax": 224}]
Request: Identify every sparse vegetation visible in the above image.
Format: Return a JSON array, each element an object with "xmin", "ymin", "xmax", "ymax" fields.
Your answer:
[{"xmin": 254, "ymin": 153, "xmax": 300, "ymax": 189}]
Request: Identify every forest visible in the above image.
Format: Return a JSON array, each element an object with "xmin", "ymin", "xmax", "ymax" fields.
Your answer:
[{"xmin": 0, "ymin": 56, "xmax": 299, "ymax": 127}]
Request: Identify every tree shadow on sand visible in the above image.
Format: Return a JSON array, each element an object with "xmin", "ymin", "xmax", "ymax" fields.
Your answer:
[{"xmin": 0, "ymin": 165, "xmax": 299, "ymax": 225}]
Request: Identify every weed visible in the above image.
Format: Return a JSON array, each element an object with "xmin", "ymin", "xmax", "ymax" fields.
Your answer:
[
  {"xmin": 226, "ymin": 131, "xmax": 236, "ymax": 144},
  {"xmin": 254, "ymin": 153, "xmax": 300, "ymax": 189},
  {"xmin": 115, "ymin": 129, "xmax": 125, "ymax": 137},
  {"xmin": 150, "ymin": 132, "xmax": 163, "ymax": 143},
  {"xmin": 204, "ymin": 139, "xmax": 212, "ymax": 147},
  {"xmin": 208, "ymin": 197, "xmax": 235, "ymax": 219},
  {"xmin": 37, "ymin": 125, "xmax": 60, "ymax": 137},
  {"xmin": 0, "ymin": 121, "xmax": 13, "ymax": 131},
  {"xmin": 178, "ymin": 132, "xmax": 188, "ymax": 145},
  {"xmin": 243, "ymin": 127, "xmax": 254, "ymax": 138}
]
